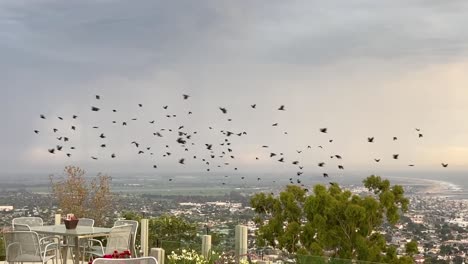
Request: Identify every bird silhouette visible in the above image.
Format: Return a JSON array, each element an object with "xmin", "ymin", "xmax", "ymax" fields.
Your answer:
[
  {"xmin": 138, "ymin": 104, "xmax": 143, "ymax": 107},
  {"xmin": 374, "ymin": 159, "xmax": 381, "ymax": 162},
  {"xmin": 367, "ymin": 137, "xmax": 374, "ymax": 143},
  {"xmin": 393, "ymin": 154, "xmax": 399, "ymax": 159},
  {"xmin": 183, "ymin": 94, "xmax": 190, "ymax": 100},
  {"xmin": 320, "ymin": 128, "xmax": 327, "ymax": 133},
  {"xmin": 96, "ymin": 95, "xmax": 100, "ymax": 100},
  {"xmin": 278, "ymin": 105, "xmax": 285, "ymax": 111},
  {"xmin": 179, "ymin": 158, "xmax": 185, "ymax": 164},
  {"xmin": 48, "ymin": 148, "xmax": 55, "ymax": 154},
  {"xmin": 34, "ymin": 130, "xmax": 39, "ymax": 134},
  {"xmin": 40, "ymin": 114, "xmax": 46, "ymax": 119},
  {"xmin": 318, "ymin": 162, "xmax": 325, "ymax": 167},
  {"xmin": 251, "ymin": 104, "xmax": 256, "ymax": 109},
  {"xmin": 91, "ymin": 106, "xmax": 100, "ymax": 111},
  {"xmin": 219, "ymin": 107, "xmax": 227, "ymax": 114},
  {"xmin": 442, "ymin": 163, "xmax": 448, "ymax": 167}
]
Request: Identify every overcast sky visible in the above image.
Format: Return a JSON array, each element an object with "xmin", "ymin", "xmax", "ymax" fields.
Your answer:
[{"xmin": 2, "ymin": 0, "xmax": 468, "ymax": 178}]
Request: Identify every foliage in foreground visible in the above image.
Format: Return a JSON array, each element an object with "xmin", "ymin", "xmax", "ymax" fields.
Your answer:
[
  {"xmin": 49, "ymin": 166, "xmax": 113, "ymax": 226},
  {"xmin": 250, "ymin": 175, "xmax": 410, "ymax": 263}
]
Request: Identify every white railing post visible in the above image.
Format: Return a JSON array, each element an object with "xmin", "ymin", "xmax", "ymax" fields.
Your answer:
[
  {"xmin": 141, "ymin": 219, "xmax": 149, "ymax": 257},
  {"xmin": 150, "ymin": 248, "xmax": 165, "ymax": 264},
  {"xmin": 235, "ymin": 225, "xmax": 248, "ymax": 263},
  {"xmin": 55, "ymin": 214, "xmax": 61, "ymax": 225},
  {"xmin": 202, "ymin": 235, "xmax": 212, "ymax": 259}
]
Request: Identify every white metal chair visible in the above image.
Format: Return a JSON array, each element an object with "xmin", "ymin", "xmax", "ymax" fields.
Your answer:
[
  {"xmin": 12, "ymin": 217, "xmax": 44, "ymax": 228},
  {"xmin": 4, "ymin": 231, "xmax": 59, "ymax": 264},
  {"xmin": 86, "ymin": 224, "xmax": 133, "ymax": 258},
  {"xmin": 92, "ymin": 257, "xmax": 158, "ymax": 264},
  {"xmin": 63, "ymin": 218, "xmax": 96, "ymax": 263},
  {"xmin": 114, "ymin": 220, "xmax": 139, "ymax": 257}
]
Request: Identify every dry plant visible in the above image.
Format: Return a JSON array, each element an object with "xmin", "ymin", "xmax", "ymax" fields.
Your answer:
[{"xmin": 49, "ymin": 166, "xmax": 113, "ymax": 226}]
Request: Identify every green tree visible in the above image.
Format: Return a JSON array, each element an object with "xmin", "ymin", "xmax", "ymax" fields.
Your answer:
[
  {"xmin": 250, "ymin": 175, "xmax": 409, "ymax": 262},
  {"xmin": 49, "ymin": 166, "xmax": 113, "ymax": 226},
  {"xmin": 405, "ymin": 240, "xmax": 419, "ymax": 256}
]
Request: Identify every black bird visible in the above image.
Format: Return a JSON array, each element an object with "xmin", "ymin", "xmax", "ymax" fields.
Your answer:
[
  {"xmin": 53, "ymin": 128, "xmax": 58, "ymax": 133},
  {"xmin": 34, "ymin": 130, "xmax": 39, "ymax": 134},
  {"xmin": 149, "ymin": 120, "xmax": 155, "ymax": 124},
  {"xmin": 57, "ymin": 137, "xmax": 62, "ymax": 141},
  {"xmin": 374, "ymin": 159, "xmax": 381, "ymax": 162},
  {"xmin": 367, "ymin": 137, "xmax": 374, "ymax": 143},
  {"xmin": 96, "ymin": 95, "xmax": 100, "ymax": 99},
  {"xmin": 91, "ymin": 156, "xmax": 98, "ymax": 160},
  {"xmin": 335, "ymin": 155, "xmax": 342, "ymax": 159},
  {"xmin": 138, "ymin": 151, "xmax": 144, "ymax": 154},
  {"xmin": 153, "ymin": 165, "xmax": 158, "ymax": 168},
  {"xmin": 163, "ymin": 105, "xmax": 168, "ymax": 109},
  {"xmin": 113, "ymin": 109, "xmax": 117, "ymax": 112},
  {"xmin": 91, "ymin": 106, "xmax": 100, "ymax": 111},
  {"xmin": 138, "ymin": 104, "xmax": 143, "ymax": 107},
  {"xmin": 278, "ymin": 105, "xmax": 285, "ymax": 111},
  {"xmin": 408, "ymin": 164, "xmax": 415, "ymax": 167},
  {"xmin": 56, "ymin": 145, "xmax": 63, "ymax": 151},
  {"xmin": 40, "ymin": 114, "xmax": 46, "ymax": 119},
  {"xmin": 48, "ymin": 148, "xmax": 55, "ymax": 154},
  {"xmin": 299, "ymin": 166, "xmax": 304, "ymax": 170},
  {"xmin": 270, "ymin": 153, "xmax": 277, "ymax": 157},
  {"xmin": 179, "ymin": 158, "xmax": 185, "ymax": 164},
  {"xmin": 219, "ymin": 107, "xmax": 227, "ymax": 114},
  {"xmin": 131, "ymin": 141, "xmax": 140, "ymax": 148},
  {"xmin": 63, "ymin": 137, "xmax": 69, "ymax": 142},
  {"xmin": 318, "ymin": 162, "xmax": 325, "ymax": 167},
  {"xmin": 393, "ymin": 137, "xmax": 398, "ymax": 141},
  {"xmin": 58, "ymin": 116, "xmax": 63, "ymax": 120},
  {"xmin": 154, "ymin": 132, "xmax": 163, "ymax": 137},
  {"xmin": 66, "ymin": 153, "xmax": 71, "ymax": 157},
  {"xmin": 176, "ymin": 138, "xmax": 186, "ymax": 144},
  {"xmin": 278, "ymin": 158, "xmax": 284, "ymax": 162},
  {"xmin": 297, "ymin": 172, "xmax": 303, "ymax": 176},
  {"xmin": 73, "ymin": 115, "xmax": 78, "ymax": 119},
  {"xmin": 320, "ymin": 128, "xmax": 327, "ymax": 133},
  {"xmin": 393, "ymin": 154, "xmax": 399, "ymax": 159},
  {"xmin": 262, "ymin": 145, "xmax": 269, "ymax": 148},
  {"xmin": 188, "ymin": 111, "xmax": 192, "ymax": 115},
  {"xmin": 92, "ymin": 126, "xmax": 99, "ymax": 129},
  {"xmin": 338, "ymin": 165, "xmax": 344, "ymax": 170},
  {"xmin": 101, "ymin": 144, "xmax": 106, "ymax": 148},
  {"xmin": 418, "ymin": 133, "xmax": 423, "ymax": 138},
  {"xmin": 415, "ymin": 128, "xmax": 421, "ymax": 131},
  {"xmin": 323, "ymin": 173, "xmax": 329, "ymax": 178},
  {"xmin": 183, "ymin": 94, "xmax": 190, "ymax": 100},
  {"xmin": 111, "ymin": 153, "xmax": 116, "ymax": 158},
  {"xmin": 272, "ymin": 123, "xmax": 278, "ymax": 126},
  {"xmin": 329, "ymin": 139, "xmax": 333, "ymax": 143},
  {"xmin": 131, "ymin": 118, "xmax": 137, "ymax": 121},
  {"xmin": 292, "ymin": 161, "xmax": 299, "ymax": 165},
  {"xmin": 251, "ymin": 104, "xmax": 256, "ymax": 108},
  {"xmin": 122, "ymin": 122, "xmax": 127, "ymax": 126},
  {"xmin": 71, "ymin": 126, "xmax": 76, "ymax": 130},
  {"xmin": 442, "ymin": 163, "xmax": 448, "ymax": 168},
  {"xmin": 206, "ymin": 144, "xmax": 213, "ymax": 150},
  {"xmin": 99, "ymin": 133, "xmax": 105, "ymax": 139},
  {"xmin": 70, "ymin": 147, "xmax": 75, "ymax": 150}
]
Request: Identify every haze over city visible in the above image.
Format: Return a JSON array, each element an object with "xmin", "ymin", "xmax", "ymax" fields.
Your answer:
[{"xmin": 2, "ymin": 1, "xmax": 468, "ymax": 181}]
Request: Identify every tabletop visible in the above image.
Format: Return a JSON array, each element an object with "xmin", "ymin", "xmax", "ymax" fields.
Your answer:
[{"xmin": 30, "ymin": 225, "xmax": 112, "ymax": 238}]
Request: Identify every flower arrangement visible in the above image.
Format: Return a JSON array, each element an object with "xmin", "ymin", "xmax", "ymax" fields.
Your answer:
[
  {"xmin": 167, "ymin": 249, "xmax": 249, "ymax": 264},
  {"xmin": 88, "ymin": 250, "xmax": 131, "ymax": 264}
]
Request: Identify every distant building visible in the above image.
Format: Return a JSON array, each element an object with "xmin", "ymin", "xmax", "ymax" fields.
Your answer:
[{"xmin": 0, "ymin": 206, "xmax": 13, "ymax": 211}]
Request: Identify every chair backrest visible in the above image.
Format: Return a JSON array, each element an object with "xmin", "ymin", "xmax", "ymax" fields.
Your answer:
[
  {"xmin": 12, "ymin": 223, "xmax": 31, "ymax": 231},
  {"xmin": 3, "ymin": 231, "xmax": 42, "ymax": 262},
  {"xmin": 105, "ymin": 224, "xmax": 133, "ymax": 254},
  {"xmin": 93, "ymin": 257, "xmax": 158, "ymax": 264},
  {"xmin": 78, "ymin": 218, "xmax": 95, "ymax": 227},
  {"xmin": 114, "ymin": 220, "xmax": 138, "ymax": 248},
  {"xmin": 12, "ymin": 217, "xmax": 43, "ymax": 227}
]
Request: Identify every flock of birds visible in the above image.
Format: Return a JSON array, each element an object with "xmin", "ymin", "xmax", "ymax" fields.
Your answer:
[{"xmin": 34, "ymin": 94, "xmax": 450, "ymax": 187}]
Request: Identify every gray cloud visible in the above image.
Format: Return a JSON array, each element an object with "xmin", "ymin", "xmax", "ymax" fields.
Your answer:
[{"xmin": 2, "ymin": 1, "xmax": 468, "ymax": 175}]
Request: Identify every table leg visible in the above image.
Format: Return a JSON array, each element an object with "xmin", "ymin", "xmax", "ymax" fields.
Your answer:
[
  {"xmin": 74, "ymin": 237, "xmax": 80, "ymax": 264},
  {"xmin": 62, "ymin": 236, "xmax": 69, "ymax": 264}
]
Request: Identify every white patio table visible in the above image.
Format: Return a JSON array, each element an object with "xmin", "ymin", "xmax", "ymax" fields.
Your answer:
[{"xmin": 30, "ymin": 225, "xmax": 112, "ymax": 264}]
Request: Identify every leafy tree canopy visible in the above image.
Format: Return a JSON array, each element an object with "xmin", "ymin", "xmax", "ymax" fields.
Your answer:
[{"xmin": 250, "ymin": 175, "xmax": 409, "ymax": 262}]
